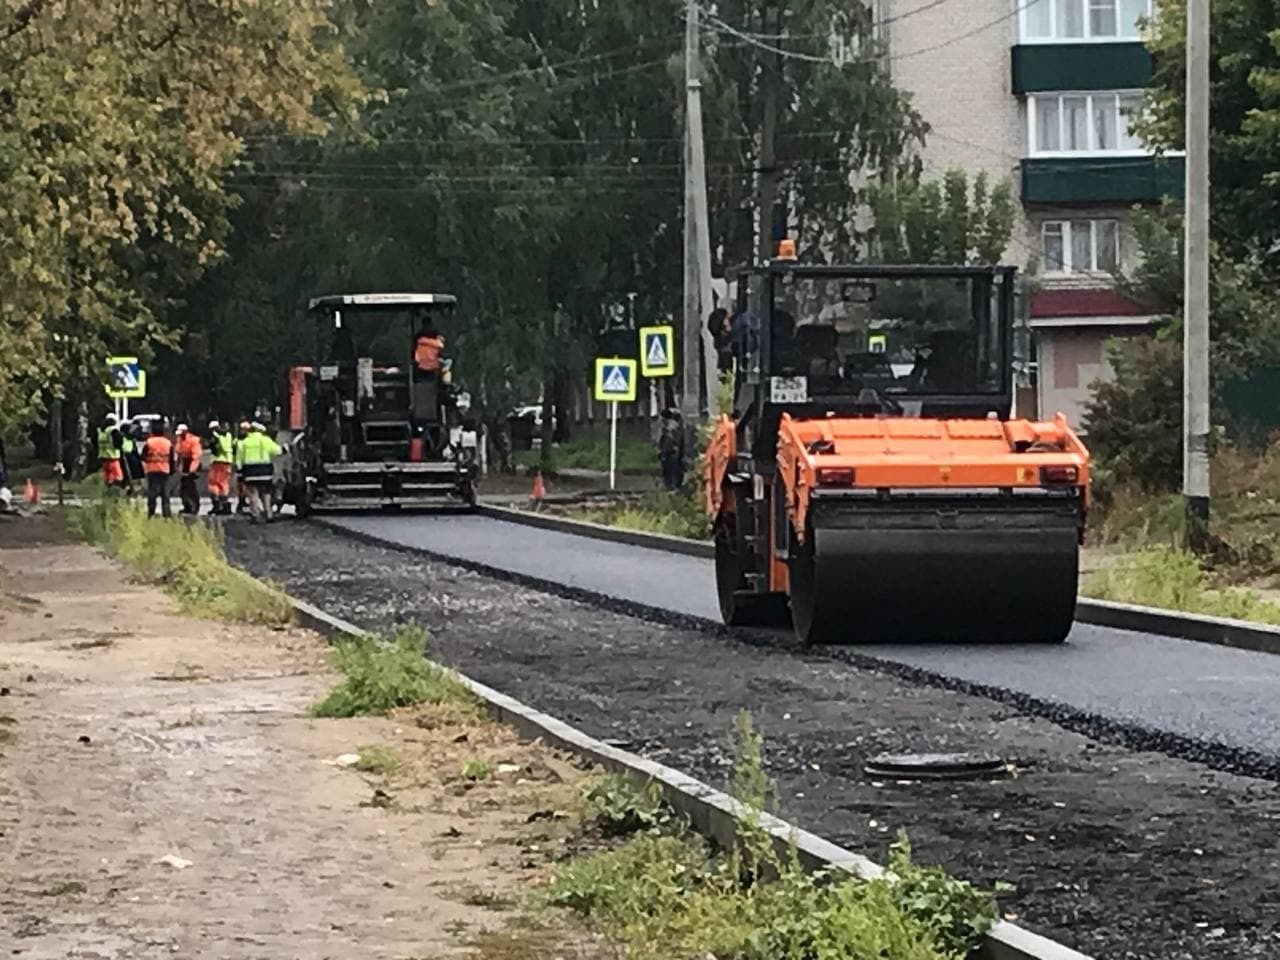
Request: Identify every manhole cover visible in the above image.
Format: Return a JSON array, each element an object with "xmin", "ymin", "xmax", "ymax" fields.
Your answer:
[{"xmin": 864, "ymin": 752, "xmax": 1006, "ymax": 781}]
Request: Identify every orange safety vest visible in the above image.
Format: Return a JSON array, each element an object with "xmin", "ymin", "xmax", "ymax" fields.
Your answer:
[
  {"xmin": 176, "ymin": 435, "xmax": 202, "ymax": 473},
  {"xmin": 414, "ymin": 334, "xmax": 444, "ymax": 373},
  {"xmin": 142, "ymin": 436, "xmax": 173, "ymax": 475}
]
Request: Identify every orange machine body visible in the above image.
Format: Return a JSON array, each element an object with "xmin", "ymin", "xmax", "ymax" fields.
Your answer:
[{"xmin": 706, "ymin": 411, "xmax": 1090, "ymax": 596}]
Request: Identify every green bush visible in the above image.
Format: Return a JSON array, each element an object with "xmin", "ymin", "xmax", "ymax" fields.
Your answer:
[
  {"xmin": 1083, "ymin": 548, "xmax": 1280, "ymax": 623},
  {"xmin": 70, "ymin": 498, "xmax": 292, "ymax": 624},
  {"xmin": 518, "ymin": 436, "xmax": 657, "ymax": 475},
  {"xmin": 310, "ymin": 625, "xmax": 480, "ymax": 718}
]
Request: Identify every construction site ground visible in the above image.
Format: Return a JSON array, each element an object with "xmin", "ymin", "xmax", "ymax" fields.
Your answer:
[
  {"xmin": 224, "ymin": 518, "xmax": 1280, "ymax": 960},
  {"xmin": 0, "ymin": 512, "xmax": 609, "ymax": 960}
]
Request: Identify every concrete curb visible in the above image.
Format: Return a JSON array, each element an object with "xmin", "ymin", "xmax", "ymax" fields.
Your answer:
[
  {"xmin": 478, "ymin": 504, "xmax": 1280, "ymax": 656},
  {"xmin": 291, "ymin": 595, "xmax": 1093, "ymax": 960}
]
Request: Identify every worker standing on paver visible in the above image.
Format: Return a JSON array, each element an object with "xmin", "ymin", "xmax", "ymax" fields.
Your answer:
[
  {"xmin": 140, "ymin": 420, "xmax": 174, "ymax": 518},
  {"xmin": 206, "ymin": 420, "xmax": 235, "ymax": 516},
  {"xmin": 97, "ymin": 413, "xmax": 127, "ymax": 491},
  {"xmin": 174, "ymin": 424, "xmax": 203, "ymax": 516},
  {"xmin": 235, "ymin": 421, "xmax": 282, "ymax": 524}
]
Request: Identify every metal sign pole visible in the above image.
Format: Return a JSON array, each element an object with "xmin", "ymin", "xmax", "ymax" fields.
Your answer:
[{"xmin": 609, "ymin": 401, "xmax": 618, "ymax": 491}]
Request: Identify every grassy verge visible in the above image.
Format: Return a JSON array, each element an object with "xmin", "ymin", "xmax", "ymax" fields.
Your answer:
[
  {"xmin": 516, "ymin": 435, "xmax": 657, "ymax": 476},
  {"xmin": 573, "ymin": 490, "xmax": 711, "ymax": 540},
  {"xmin": 1082, "ymin": 549, "xmax": 1280, "ymax": 624},
  {"xmin": 69, "ymin": 498, "xmax": 293, "ymax": 625},
  {"xmin": 542, "ymin": 712, "xmax": 1003, "ymax": 960},
  {"xmin": 310, "ymin": 624, "xmax": 481, "ymax": 718}
]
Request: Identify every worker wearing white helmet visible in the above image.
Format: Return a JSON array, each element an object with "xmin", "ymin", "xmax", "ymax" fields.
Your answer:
[
  {"xmin": 97, "ymin": 412, "xmax": 127, "ymax": 490},
  {"xmin": 206, "ymin": 420, "xmax": 235, "ymax": 515},
  {"xmin": 235, "ymin": 420, "xmax": 282, "ymax": 524},
  {"xmin": 174, "ymin": 423, "xmax": 203, "ymax": 516}
]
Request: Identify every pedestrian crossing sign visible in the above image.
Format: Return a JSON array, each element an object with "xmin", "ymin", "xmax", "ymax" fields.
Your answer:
[
  {"xmin": 594, "ymin": 358, "xmax": 637, "ymax": 402},
  {"xmin": 104, "ymin": 356, "xmax": 147, "ymax": 399},
  {"xmin": 639, "ymin": 325, "xmax": 675, "ymax": 378}
]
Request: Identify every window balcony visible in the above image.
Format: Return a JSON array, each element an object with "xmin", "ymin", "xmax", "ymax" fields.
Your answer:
[
  {"xmin": 1012, "ymin": 42, "xmax": 1152, "ymax": 93},
  {"xmin": 1022, "ymin": 155, "xmax": 1185, "ymax": 203},
  {"xmin": 1019, "ymin": 0, "xmax": 1153, "ymax": 44}
]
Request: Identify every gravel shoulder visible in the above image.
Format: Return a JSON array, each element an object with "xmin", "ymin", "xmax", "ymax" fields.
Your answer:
[
  {"xmin": 225, "ymin": 519, "xmax": 1280, "ymax": 960},
  {"xmin": 0, "ymin": 514, "xmax": 604, "ymax": 959}
]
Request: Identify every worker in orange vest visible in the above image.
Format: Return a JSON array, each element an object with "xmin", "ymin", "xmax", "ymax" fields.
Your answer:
[
  {"xmin": 413, "ymin": 328, "xmax": 445, "ymax": 373},
  {"xmin": 174, "ymin": 424, "xmax": 203, "ymax": 516},
  {"xmin": 140, "ymin": 419, "xmax": 174, "ymax": 518}
]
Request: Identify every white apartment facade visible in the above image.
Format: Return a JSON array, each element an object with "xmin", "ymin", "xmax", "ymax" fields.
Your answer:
[{"xmin": 881, "ymin": 0, "xmax": 1179, "ymax": 430}]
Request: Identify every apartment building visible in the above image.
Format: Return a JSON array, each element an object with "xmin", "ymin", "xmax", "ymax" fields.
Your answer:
[{"xmin": 882, "ymin": 0, "xmax": 1182, "ymax": 430}]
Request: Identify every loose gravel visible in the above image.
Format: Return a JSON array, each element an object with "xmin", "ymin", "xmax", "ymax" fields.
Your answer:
[{"xmin": 226, "ymin": 520, "xmax": 1280, "ymax": 960}]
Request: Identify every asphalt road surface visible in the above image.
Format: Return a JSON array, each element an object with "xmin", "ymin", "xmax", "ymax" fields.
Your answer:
[{"xmin": 328, "ymin": 513, "xmax": 1280, "ymax": 764}]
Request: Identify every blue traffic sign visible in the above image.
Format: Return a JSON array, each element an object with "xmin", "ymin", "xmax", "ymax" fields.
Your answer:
[{"xmin": 594, "ymin": 358, "xmax": 637, "ymax": 402}]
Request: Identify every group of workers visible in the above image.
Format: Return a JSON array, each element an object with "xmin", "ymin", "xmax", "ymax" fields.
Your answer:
[{"xmin": 97, "ymin": 415, "xmax": 282, "ymax": 522}]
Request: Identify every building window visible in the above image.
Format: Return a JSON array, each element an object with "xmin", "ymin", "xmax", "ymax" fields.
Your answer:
[
  {"xmin": 1021, "ymin": 0, "xmax": 1151, "ymax": 42},
  {"xmin": 1028, "ymin": 92, "xmax": 1144, "ymax": 155},
  {"xmin": 1042, "ymin": 220, "xmax": 1120, "ymax": 274}
]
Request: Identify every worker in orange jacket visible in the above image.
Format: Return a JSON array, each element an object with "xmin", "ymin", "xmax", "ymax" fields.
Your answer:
[
  {"xmin": 140, "ymin": 419, "xmax": 174, "ymax": 518},
  {"xmin": 175, "ymin": 424, "xmax": 203, "ymax": 516},
  {"xmin": 206, "ymin": 421, "xmax": 235, "ymax": 516}
]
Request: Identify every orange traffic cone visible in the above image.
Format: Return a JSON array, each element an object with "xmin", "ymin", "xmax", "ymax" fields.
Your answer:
[
  {"xmin": 530, "ymin": 471, "xmax": 546, "ymax": 504},
  {"xmin": 23, "ymin": 478, "xmax": 40, "ymax": 504}
]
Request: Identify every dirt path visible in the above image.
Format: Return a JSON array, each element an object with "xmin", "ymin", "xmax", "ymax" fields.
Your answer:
[{"xmin": 0, "ymin": 515, "xmax": 601, "ymax": 959}]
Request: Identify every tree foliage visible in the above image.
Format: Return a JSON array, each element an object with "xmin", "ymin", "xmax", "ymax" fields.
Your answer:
[
  {"xmin": 1084, "ymin": 203, "xmax": 1280, "ymax": 490},
  {"xmin": 0, "ymin": 0, "xmax": 359, "ymax": 427},
  {"xmin": 1138, "ymin": 0, "xmax": 1280, "ymax": 261},
  {"xmin": 867, "ymin": 170, "xmax": 1017, "ymax": 265},
  {"xmin": 154, "ymin": 0, "xmax": 925, "ymax": 436}
]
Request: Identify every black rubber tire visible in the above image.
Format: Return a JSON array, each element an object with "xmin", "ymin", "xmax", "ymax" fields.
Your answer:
[
  {"xmin": 714, "ymin": 511, "xmax": 789, "ymax": 628},
  {"xmin": 788, "ymin": 522, "xmax": 827, "ymax": 645}
]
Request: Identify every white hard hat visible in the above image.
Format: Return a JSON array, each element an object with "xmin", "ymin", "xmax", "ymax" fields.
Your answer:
[
  {"xmin": 176, "ymin": 423, "xmax": 189, "ymax": 434},
  {"xmin": 105, "ymin": 413, "xmax": 118, "ymax": 424},
  {"xmin": 251, "ymin": 421, "xmax": 265, "ymax": 431}
]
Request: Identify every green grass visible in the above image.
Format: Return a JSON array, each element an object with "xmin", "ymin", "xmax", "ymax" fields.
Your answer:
[
  {"xmin": 543, "ymin": 710, "xmax": 1002, "ymax": 960},
  {"xmin": 462, "ymin": 757, "xmax": 493, "ymax": 781},
  {"xmin": 516, "ymin": 435, "xmax": 657, "ymax": 475},
  {"xmin": 310, "ymin": 625, "xmax": 481, "ymax": 718},
  {"xmin": 1083, "ymin": 548, "xmax": 1280, "ymax": 624},
  {"xmin": 576, "ymin": 490, "xmax": 711, "ymax": 541},
  {"xmin": 355, "ymin": 743, "xmax": 402, "ymax": 776},
  {"xmin": 69, "ymin": 498, "xmax": 293, "ymax": 625}
]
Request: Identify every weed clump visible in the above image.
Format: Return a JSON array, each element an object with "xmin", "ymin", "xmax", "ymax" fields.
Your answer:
[
  {"xmin": 355, "ymin": 743, "xmax": 402, "ymax": 776},
  {"xmin": 463, "ymin": 757, "xmax": 493, "ymax": 781},
  {"xmin": 311, "ymin": 626, "xmax": 479, "ymax": 718},
  {"xmin": 584, "ymin": 775, "xmax": 672, "ymax": 837},
  {"xmin": 70, "ymin": 498, "xmax": 292, "ymax": 624},
  {"xmin": 545, "ymin": 710, "xmax": 1003, "ymax": 960}
]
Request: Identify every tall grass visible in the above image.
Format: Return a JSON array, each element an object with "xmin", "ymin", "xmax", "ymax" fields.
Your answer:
[
  {"xmin": 1083, "ymin": 549, "xmax": 1280, "ymax": 624},
  {"xmin": 545, "ymin": 710, "xmax": 1002, "ymax": 960},
  {"xmin": 310, "ymin": 625, "xmax": 480, "ymax": 718},
  {"xmin": 70, "ymin": 498, "xmax": 293, "ymax": 625}
]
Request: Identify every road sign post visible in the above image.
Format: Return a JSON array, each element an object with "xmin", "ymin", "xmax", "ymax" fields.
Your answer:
[
  {"xmin": 639, "ymin": 325, "xmax": 675, "ymax": 379},
  {"xmin": 594, "ymin": 358, "xmax": 638, "ymax": 491}
]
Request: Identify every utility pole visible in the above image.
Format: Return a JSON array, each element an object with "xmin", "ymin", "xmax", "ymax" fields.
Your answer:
[
  {"xmin": 682, "ymin": 0, "xmax": 703, "ymax": 432},
  {"xmin": 756, "ymin": 1, "xmax": 781, "ymax": 270},
  {"xmin": 1184, "ymin": 0, "xmax": 1211, "ymax": 551},
  {"xmin": 683, "ymin": 0, "xmax": 719, "ymax": 430}
]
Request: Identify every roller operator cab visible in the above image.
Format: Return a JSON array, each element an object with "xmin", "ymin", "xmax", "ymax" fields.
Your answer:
[
  {"xmin": 280, "ymin": 293, "xmax": 480, "ymax": 514},
  {"xmin": 705, "ymin": 255, "xmax": 1091, "ymax": 645}
]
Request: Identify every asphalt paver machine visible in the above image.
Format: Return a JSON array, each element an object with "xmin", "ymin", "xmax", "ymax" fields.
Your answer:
[
  {"xmin": 705, "ymin": 253, "xmax": 1091, "ymax": 644},
  {"xmin": 281, "ymin": 292, "xmax": 479, "ymax": 513}
]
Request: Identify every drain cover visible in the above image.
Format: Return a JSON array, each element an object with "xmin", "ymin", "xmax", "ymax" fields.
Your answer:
[{"xmin": 864, "ymin": 752, "xmax": 1006, "ymax": 781}]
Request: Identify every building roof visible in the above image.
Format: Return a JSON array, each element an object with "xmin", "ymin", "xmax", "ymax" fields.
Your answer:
[{"xmin": 1030, "ymin": 288, "xmax": 1153, "ymax": 320}]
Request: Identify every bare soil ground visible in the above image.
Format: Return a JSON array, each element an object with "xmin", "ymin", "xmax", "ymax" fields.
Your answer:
[
  {"xmin": 0, "ymin": 512, "xmax": 606, "ymax": 960},
  {"xmin": 224, "ymin": 519, "xmax": 1280, "ymax": 960}
]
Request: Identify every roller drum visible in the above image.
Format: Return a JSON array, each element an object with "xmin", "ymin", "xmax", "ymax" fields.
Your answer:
[{"xmin": 789, "ymin": 493, "xmax": 1081, "ymax": 644}]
